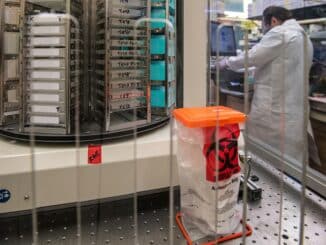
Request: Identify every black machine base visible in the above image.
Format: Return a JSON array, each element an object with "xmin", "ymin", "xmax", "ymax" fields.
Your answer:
[{"xmin": 0, "ymin": 116, "xmax": 170, "ymax": 144}]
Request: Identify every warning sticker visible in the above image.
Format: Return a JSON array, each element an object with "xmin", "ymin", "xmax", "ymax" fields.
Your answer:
[{"xmin": 88, "ymin": 144, "xmax": 102, "ymax": 164}]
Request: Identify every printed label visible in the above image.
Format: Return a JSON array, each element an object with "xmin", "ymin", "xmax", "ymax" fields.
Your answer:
[
  {"xmin": 0, "ymin": 189, "xmax": 11, "ymax": 203},
  {"xmin": 88, "ymin": 145, "xmax": 102, "ymax": 164}
]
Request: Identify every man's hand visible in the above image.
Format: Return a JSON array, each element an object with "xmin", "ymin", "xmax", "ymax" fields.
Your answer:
[{"xmin": 218, "ymin": 58, "xmax": 228, "ymax": 70}]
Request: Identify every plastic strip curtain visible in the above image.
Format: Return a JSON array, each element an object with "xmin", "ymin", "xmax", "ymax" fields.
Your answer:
[
  {"xmin": 216, "ymin": 24, "xmax": 250, "ymax": 245},
  {"xmin": 133, "ymin": 10, "xmax": 176, "ymax": 245},
  {"xmin": 214, "ymin": 7, "xmax": 298, "ymax": 245},
  {"xmin": 213, "ymin": 19, "xmax": 249, "ymax": 245},
  {"xmin": 212, "ymin": 8, "xmax": 310, "ymax": 245},
  {"xmin": 277, "ymin": 28, "xmax": 309, "ymax": 245}
]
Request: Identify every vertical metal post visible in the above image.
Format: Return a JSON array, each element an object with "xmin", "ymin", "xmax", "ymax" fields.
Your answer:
[
  {"xmin": 241, "ymin": 28, "xmax": 249, "ymax": 245},
  {"xmin": 133, "ymin": 117, "xmax": 139, "ymax": 245},
  {"xmin": 277, "ymin": 31, "xmax": 286, "ymax": 245},
  {"xmin": 30, "ymin": 122, "xmax": 38, "ymax": 245},
  {"xmin": 105, "ymin": 0, "xmax": 110, "ymax": 131},
  {"xmin": 19, "ymin": 0, "xmax": 26, "ymax": 132},
  {"xmin": 165, "ymin": 0, "xmax": 169, "ymax": 116},
  {"xmin": 147, "ymin": 0, "xmax": 152, "ymax": 122},
  {"xmin": 90, "ymin": 0, "xmax": 97, "ymax": 119},
  {"xmin": 169, "ymin": 114, "xmax": 174, "ymax": 245},
  {"xmin": 83, "ymin": 0, "xmax": 90, "ymax": 119},
  {"xmin": 0, "ymin": 0, "xmax": 4, "ymax": 126},
  {"xmin": 299, "ymin": 30, "xmax": 309, "ymax": 245},
  {"xmin": 23, "ymin": 2, "xmax": 38, "ymax": 242},
  {"xmin": 66, "ymin": 0, "xmax": 72, "ymax": 134},
  {"xmin": 214, "ymin": 15, "xmax": 224, "ymax": 243},
  {"xmin": 215, "ymin": 25, "xmax": 224, "ymax": 108},
  {"xmin": 206, "ymin": 0, "xmax": 211, "ymax": 106},
  {"xmin": 71, "ymin": 7, "xmax": 83, "ymax": 245},
  {"xmin": 169, "ymin": 2, "xmax": 176, "ymax": 244}
]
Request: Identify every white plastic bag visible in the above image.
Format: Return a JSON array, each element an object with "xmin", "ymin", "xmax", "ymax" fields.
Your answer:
[{"xmin": 176, "ymin": 121, "xmax": 242, "ymax": 240}]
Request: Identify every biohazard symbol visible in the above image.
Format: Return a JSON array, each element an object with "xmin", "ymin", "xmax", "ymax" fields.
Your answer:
[
  {"xmin": 203, "ymin": 125, "xmax": 241, "ymax": 182},
  {"xmin": 88, "ymin": 145, "xmax": 102, "ymax": 164}
]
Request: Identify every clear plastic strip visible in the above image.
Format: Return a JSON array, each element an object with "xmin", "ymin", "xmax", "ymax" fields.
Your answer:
[
  {"xmin": 241, "ymin": 27, "xmax": 249, "ymax": 245},
  {"xmin": 26, "ymin": 10, "xmax": 82, "ymax": 244},
  {"xmin": 277, "ymin": 31, "xmax": 286, "ymax": 245},
  {"xmin": 299, "ymin": 29, "xmax": 310, "ymax": 245},
  {"xmin": 169, "ymin": 116, "xmax": 175, "ymax": 245},
  {"xmin": 22, "ymin": 1, "xmax": 36, "ymax": 243},
  {"xmin": 70, "ymin": 12, "xmax": 82, "ymax": 245},
  {"xmin": 30, "ymin": 117, "xmax": 38, "ymax": 245},
  {"xmin": 214, "ymin": 22, "xmax": 223, "ymax": 243},
  {"xmin": 134, "ymin": 14, "xmax": 175, "ymax": 245}
]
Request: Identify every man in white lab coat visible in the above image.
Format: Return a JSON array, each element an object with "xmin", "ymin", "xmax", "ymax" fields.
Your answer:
[{"xmin": 220, "ymin": 6, "xmax": 320, "ymax": 167}]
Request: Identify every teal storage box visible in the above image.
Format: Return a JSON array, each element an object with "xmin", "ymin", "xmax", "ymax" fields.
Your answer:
[
  {"xmin": 151, "ymin": 8, "xmax": 166, "ymax": 29},
  {"xmin": 151, "ymin": 36, "xmax": 166, "ymax": 55},
  {"xmin": 152, "ymin": 0, "xmax": 165, "ymax": 3},
  {"xmin": 151, "ymin": 61, "xmax": 166, "ymax": 81},
  {"xmin": 151, "ymin": 86, "xmax": 166, "ymax": 108},
  {"xmin": 169, "ymin": 0, "xmax": 176, "ymax": 13}
]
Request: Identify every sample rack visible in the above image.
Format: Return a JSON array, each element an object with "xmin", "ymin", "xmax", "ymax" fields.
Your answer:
[
  {"xmin": 150, "ymin": 0, "xmax": 177, "ymax": 116},
  {"xmin": 95, "ymin": 0, "xmax": 152, "ymax": 131},
  {"xmin": 0, "ymin": 0, "xmax": 176, "ymax": 141},
  {"xmin": 21, "ymin": 0, "xmax": 84, "ymax": 134},
  {"xmin": 0, "ymin": 0, "xmax": 22, "ymax": 126}
]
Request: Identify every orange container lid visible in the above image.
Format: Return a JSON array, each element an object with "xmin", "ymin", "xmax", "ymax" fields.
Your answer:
[{"xmin": 173, "ymin": 106, "xmax": 246, "ymax": 128}]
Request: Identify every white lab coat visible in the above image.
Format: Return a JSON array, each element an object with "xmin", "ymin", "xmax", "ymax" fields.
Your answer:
[{"xmin": 226, "ymin": 19, "xmax": 320, "ymax": 166}]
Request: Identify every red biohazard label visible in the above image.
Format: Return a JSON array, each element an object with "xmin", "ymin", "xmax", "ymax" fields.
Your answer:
[
  {"xmin": 88, "ymin": 144, "xmax": 102, "ymax": 164},
  {"xmin": 203, "ymin": 124, "xmax": 241, "ymax": 182}
]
